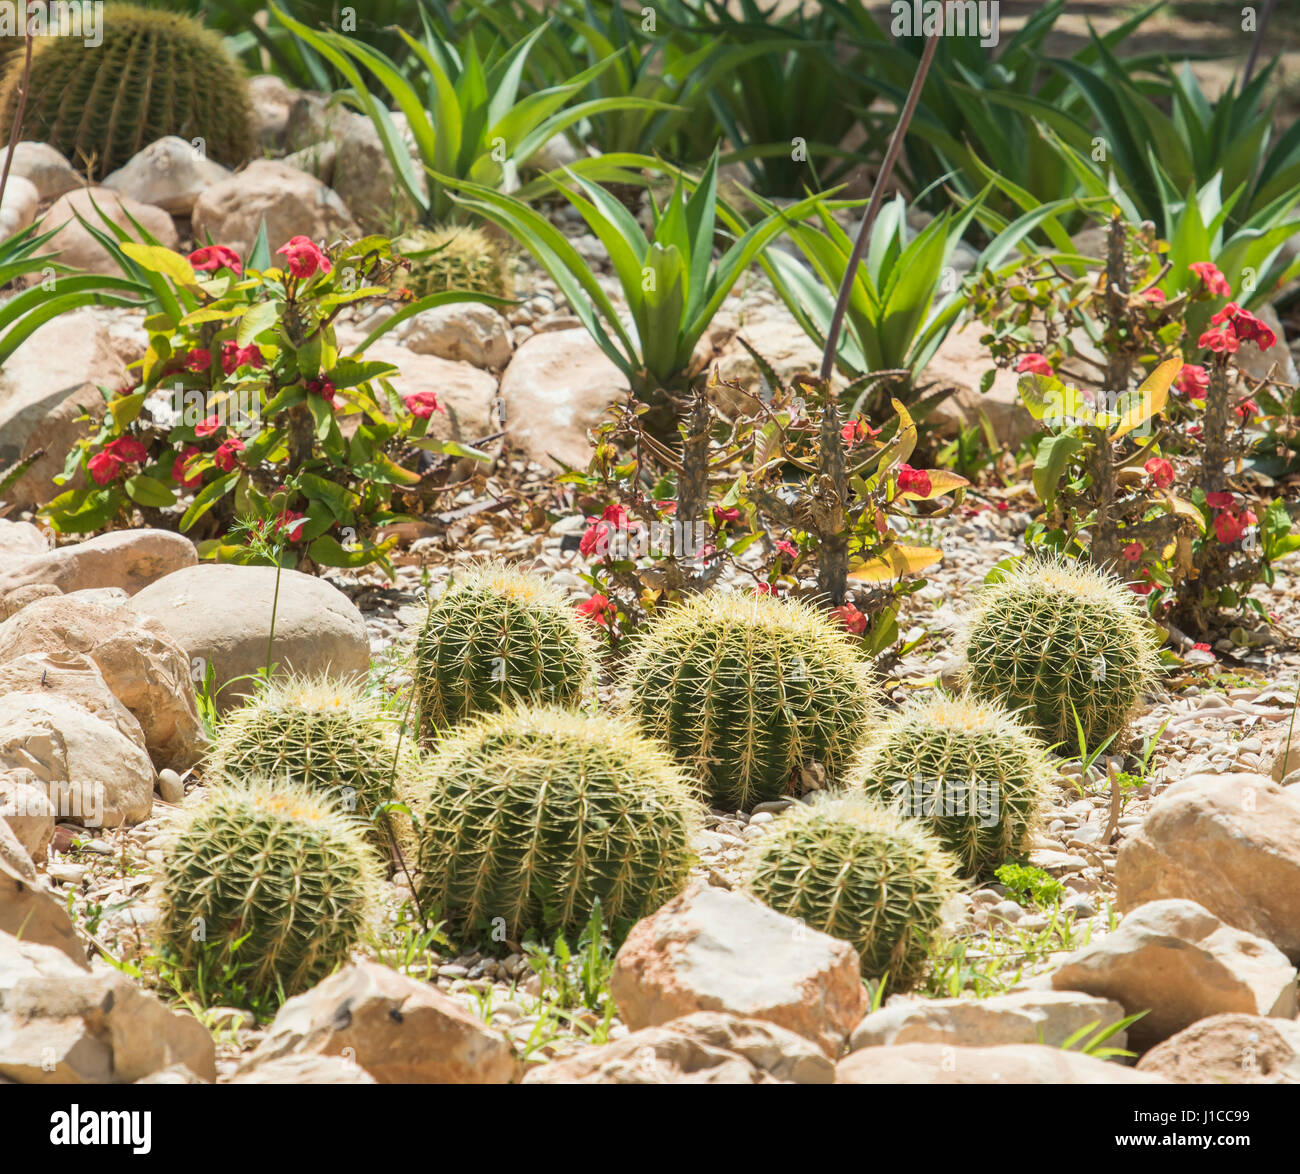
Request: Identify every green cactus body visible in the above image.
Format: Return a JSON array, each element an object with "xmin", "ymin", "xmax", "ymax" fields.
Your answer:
[
  {"xmin": 414, "ymin": 705, "xmax": 702, "ymax": 939},
  {"xmin": 622, "ymin": 592, "xmax": 879, "ymax": 810},
  {"xmin": 0, "ymin": 4, "xmax": 253, "ymax": 179},
  {"xmin": 396, "ymin": 225, "xmax": 512, "ymax": 299},
  {"xmin": 848, "ymin": 695, "xmax": 1052, "ymax": 879},
  {"xmin": 156, "ymin": 778, "xmax": 382, "ymax": 1001},
  {"xmin": 961, "ymin": 557, "xmax": 1158, "ymax": 748},
  {"xmin": 414, "ymin": 564, "xmax": 598, "ymax": 734},
  {"xmin": 745, "ymin": 795, "xmax": 959, "ymax": 988},
  {"xmin": 206, "ymin": 675, "xmax": 397, "ymax": 833}
]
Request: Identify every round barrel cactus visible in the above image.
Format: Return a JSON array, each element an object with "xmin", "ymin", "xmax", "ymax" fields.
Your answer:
[
  {"xmin": 397, "ymin": 224, "xmax": 511, "ymax": 299},
  {"xmin": 622, "ymin": 591, "xmax": 878, "ymax": 810},
  {"xmin": 413, "ymin": 705, "xmax": 701, "ymax": 939},
  {"xmin": 745, "ymin": 795, "xmax": 958, "ymax": 988},
  {"xmin": 961, "ymin": 557, "xmax": 1158, "ymax": 747},
  {"xmin": 849, "ymin": 694, "xmax": 1052, "ymax": 878},
  {"xmin": 155, "ymin": 778, "xmax": 382, "ymax": 1002},
  {"xmin": 0, "ymin": 4, "xmax": 253, "ymax": 179},
  {"xmin": 414, "ymin": 563, "xmax": 598, "ymax": 735}
]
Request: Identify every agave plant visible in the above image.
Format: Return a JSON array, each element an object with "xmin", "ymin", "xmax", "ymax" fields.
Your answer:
[{"xmin": 272, "ymin": 3, "xmax": 669, "ymax": 224}]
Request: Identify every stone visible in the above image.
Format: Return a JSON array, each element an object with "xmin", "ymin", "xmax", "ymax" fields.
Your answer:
[
  {"xmin": 1270, "ymin": 735, "xmax": 1300, "ymax": 782},
  {"xmin": 0, "ymin": 529, "xmax": 197, "ymax": 598},
  {"xmin": 247, "ymin": 75, "xmax": 297, "ymax": 151},
  {"xmin": 191, "ymin": 158, "xmax": 360, "ymax": 261},
  {"xmin": 401, "ymin": 302, "xmax": 513, "ymax": 369},
  {"xmin": 42, "ymin": 187, "xmax": 180, "ymax": 277},
  {"xmin": 922, "ymin": 323, "xmax": 1036, "ymax": 448},
  {"xmin": 698, "ymin": 299, "xmax": 824, "ymax": 411},
  {"xmin": 237, "ymin": 961, "xmax": 517, "ymax": 1084},
  {"xmin": 0, "ymin": 693, "xmax": 156, "ymax": 827},
  {"xmin": 523, "ymin": 1012, "xmax": 834, "ymax": 1084},
  {"xmin": 130, "ymin": 563, "xmax": 370, "ymax": 713},
  {"xmin": 0, "ymin": 520, "xmax": 48, "ymax": 559},
  {"xmin": 0, "ymin": 596, "xmax": 206, "ymax": 771},
  {"xmin": 0, "ymin": 844, "xmax": 87, "ymax": 965},
  {"xmin": 284, "ymin": 92, "xmax": 370, "ymax": 154},
  {"xmin": 0, "ymin": 585, "xmax": 60, "ymax": 622},
  {"xmin": 102, "ymin": 136, "xmax": 233, "ymax": 216},
  {"xmin": 136, "ymin": 1063, "xmax": 209, "ymax": 1084},
  {"xmin": 356, "ymin": 341, "xmax": 499, "ymax": 446},
  {"xmin": 498, "ymin": 328, "xmax": 632, "ymax": 470},
  {"xmin": 1050, "ymin": 899, "xmax": 1297, "ymax": 1052},
  {"xmin": 331, "ymin": 116, "xmax": 423, "ymax": 232},
  {"xmin": 1115, "ymin": 773, "xmax": 1300, "ymax": 962},
  {"xmin": 0, "ymin": 770, "xmax": 58, "ymax": 862},
  {"xmin": 0, "ymin": 142, "xmax": 81, "ymax": 201},
  {"xmin": 232, "ymin": 1053, "xmax": 377, "ymax": 1084},
  {"xmin": 0, "ymin": 174, "xmax": 38, "ymax": 238},
  {"xmin": 610, "ymin": 884, "xmax": 867, "ymax": 1059},
  {"xmin": 837, "ymin": 1043, "xmax": 1167, "ymax": 1084},
  {"xmin": 1234, "ymin": 304, "xmax": 1297, "ymax": 386},
  {"xmin": 848, "ymin": 990, "xmax": 1129, "ymax": 1052},
  {"xmin": 156, "ymin": 769, "xmax": 184, "ymax": 805},
  {"xmin": 1136, "ymin": 1013, "xmax": 1300, "ymax": 1084}
]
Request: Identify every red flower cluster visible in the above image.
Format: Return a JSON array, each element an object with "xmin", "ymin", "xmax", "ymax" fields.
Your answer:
[
  {"xmin": 184, "ymin": 348, "xmax": 212, "ymax": 374},
  {"xmin": 404, "ymin": 391, "xmax": 442, "ymax": 418},
  {"xmin": 775, "ymin": 539, "xmax": 798, "ymax": 562},
  {"xmin": 1144, "ymin": 457, "xmax": 1174, "ymax": 490},
  {"xmin": 896, "ymin": 463, "xmax": 931, "ymax": 497},
  {"xmin": 579, "ymin": 504, "xmax": 630, "ymax": 558},
  {"xmin": 188, "ymin": 245, "xmax": 242, "ymax": 275},
  {"xmin": 195, "ymin": 415, "xmax": 223, "ymax": 439},
  {"xmin": 1016, "ymin": 353, "xmax": 1053, "ymax": 377},
  {"xmin": 712, "ymin": 506, "xmax": 740, "ymax": 527},
  {"xmin": 1199, "ymin": 303, "xmax": 1276, "ymax": 354},
  {"xmin": 276, "ymin": 236, "xmax": 332, "ymax": 280},
  {"xmin": 1173, "ymin": 363, "xmax": 1208, "ymax": 399},
  {"xmin": 832, "ymin": 603, "xmax": 867, "ymax": 635},
  {"xmin": 1188, "ymin": 261, "xmax": 1231, "ymax": 297},
  {"xmin": 840, "ymin": 419, "xmax": 880, "ymax": 449},
  {"xmin": 1141, "ymin": 287, "xmax": 1166, "ymax": 304},
  {"xmin": 575, "ymin": 593, "xmax": 616, "ymax": 627},
  {"xmin": 214, "ymin": 436, "xmax": 245, "ymax": 472},
  {"xmin": 1213, "ymin": 505, "xmax": 1256, "ymax": 545},
  {"xmin": 306, "ymin": 378, "xmax": 338, "ymax": 407},
  {"xmin": 172, "ymin": 445, "xmax": 202, "ymax": 489},
  {"xmin": 1122, "ymin": 541, "xmax": 1143, "ymax": 563},
  {"xmin": 88, "ymin": 435, "xmax": 149, "ymax": 485},
  {"xmin": 222, "ymin": 342, "xmax": 264, "ymax": 375}
]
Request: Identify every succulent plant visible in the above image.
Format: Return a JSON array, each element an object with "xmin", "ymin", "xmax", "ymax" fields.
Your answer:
[
  {"xmin": 396, "ymin": 224, "xmax": 512, "ymax": 300},
  {"xmin": 622, "ymin": 591, "xmax": 878, "ymax": 810},
  {"xmin": 155, "ymin": 778, "xmax": 383, "ymax": 1001},
  {"xmin": 0, "ymin": 4, "xmax": 253, "ymax": 180},
  {"xmin": 413, "ymin": 705, "xmax": 701, "ymax": 939},
  {"xmin": 414, "ymin": 563, "xmax": 599, "ymax": 735},
  {"xmin": 847, "ymin": 694, "xmax": 1052, "ymax": 879},
  {"xmin": 961, "ymin": 556, "xmax": 1158, "ymax": 748},
  {"xmin": 206, "ymin": 675, "xmax": 399, "ymax": 838},
  {"xmin": 744, "ymin": 794, "xmax": 959, "ymax": 988}
]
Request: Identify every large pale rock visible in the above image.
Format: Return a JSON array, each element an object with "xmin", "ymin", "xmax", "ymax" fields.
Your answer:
[
  {"xmin": 837, "ymin": 1043, "xmax": 1167, "ymax": 1084},
  {"xmin": 233, "ymin": 1053, "xmax": 376, "ymax": 1084},
  {"xmin": 0, "ymin": 842, "xmax": 86, "ymax": 964},
  {"xmin": 0, "ymin": 174, "xmax": 38, "ymax": 238},
  {"xmin": 130, "ymin": 563, "xmax": 370, "ymax": 712},
  {"xmin": 247, "ymin": 75, "xmax": 297, "ymax": 151},
  {"xmin": 0, "ymin": 693, "xmax": 155, "ymax": 827},
  {"xmin": 1136, "ymin": 1013, "xmax": 1300, "ymax": 1084},
  {"xmin": 102, "ymin": 136, "xmax": 232, "ymax": 216},
  {"xmin": 698, "ymin": 298, "xmax": 824, "ymax": 412},
  {"xmin": 401, "ymin": 302, "xmax": 513, "ymax": 369},
  {"xmin": 0, "ymin": 142, "xmax": 81, "ymax": 201},
  {"xmin": 0, "ymin": 935, "xmax": 215, "ymax": 1084},
  {"xmin": 332, "ymin": 117, "xmax": 422, "ymax": 231},
  {"xmin": 1235, "ymin": 304, "xmax": 1298, "ymax": 386},
  {"xmin": 1115, "ymin": 773, "xmax": 1300, "ymax": 962},
  {"xmin": 849, "ymin": 990, "xmax": 1129, "ymax": 1052},
  {"xmin": 191, "ymin": 158, "xmax": 359, "ymax": 260},
  {"xmin": 0, "ymin": 772, "xmax": 56, "ymax": 863},
  {"xmin": 0, "ymin": 530, "xmax": 197, "ymax": 597},
  {"xmin": 43, "ymin": 187, "xmax": 180, "ymax": 276},
  {"xmin": 922, "ymin": 323, "xmax": 1035, "ymax": 448},
  {"xmin": 498, "ymin": 328, "xmax": 631, "ymax": 470},
  {"xmin": 524, "ymin": 1012, "xmax": 833, "ymax": 1084},
  {"xmin": 0, "ymin": 520, "xmax": 48, "ymax": 559},
  {"xmin": 610, "ymin": 884, "xmax": 868, "ymax": 1059},
  {"xmin": 1050, "ymin": 899, "xmax": 1297, "ymax": 1052},
  {"xmin": 359, "ymin": 341, "xmax": 499, "ymax": 445},
  {"xmin": 237, "ymin": 961, "xmax": 517, "ymax": 1084},
  {"xmin": 0, "ymin": 651, "xmax": 148, "ymax": 749},
  {"xmin": 0, "ymin": 596, "xmax": 205, "ymax": 771}
]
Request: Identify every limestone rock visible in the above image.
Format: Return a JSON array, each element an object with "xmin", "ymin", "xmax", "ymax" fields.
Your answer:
[
  {"xmin": 0, "ymin": 770, "xmax": 58, "ymax": 862},
  {"xmin": 359, "ymin": 341, "xmax": 499, "ymax": 446},
  {"xmin": 401, "ymin": 302, "xmax": 513, "ymax": 369},
  {"xmin": 102, "ymin": 136, "xmax": 233, "ymax": 215},
  {"xmin": 0, "ymin": 529, "xmax": 197, "ymax": 598},
  {"xmin": 922, "ymin": 323, "xmax": 1035, "ymax": 448},
  {"xmin": 0, "ymin": 142, "xmax": 81, "ymax": 201},
  {"xmin": 837, "ymin": 1043, "xmax": 1167, "ymax": 1084},
  {"xmin": 1136, "ymin": 1013, "xmax": 1300, "ymax": 1084},
  {"xmin": 43, "ymin": 188, "xmax": 179, "ymax": 277},
  {"xmin": 232, "ymin": 1053, "xmax": 377, "ymax": 1084},
  {"xmin": 0, "ymin": 651, "xmax": 148, "ymax": 749},
  {"xmin": 0, "ymin": 847, "xmax": 86, "ymax": 965},
  {"xmin": 247, "ymin": 75, "xmax": 297, "ymax": 152},
  {"xmin": 0, "ymin": 174, "xmax": 38, "ymax": 238}
]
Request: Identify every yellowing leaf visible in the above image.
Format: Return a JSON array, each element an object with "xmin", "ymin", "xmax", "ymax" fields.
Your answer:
[
  {"xmin": 847, "ymin": 544, "xmax": 943, "ymax": 582},
  {"xmin": 1162, "ymin": 491, "xmax": 1207, "ymax": 536},
  {"xmin": 1111, "ymin": 357, "xmax": 1179, "ymax": 439},
  {"xmin": 891, "ymin": 398, "xmax": 917, "ymax": 466},
  {"xmin": 1018, "ymin": 373, "xmax": 1090, "ymax": 428},
  {"xmin": 121, "ymin": 242, "xmax": 198, "ymax": 286}
]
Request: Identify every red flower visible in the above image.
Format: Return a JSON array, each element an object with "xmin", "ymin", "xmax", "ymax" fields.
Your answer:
[
  {"xmin": 1227, "ymin": 308, "xmax": 1276, "ymax": 351},
  {"xmin": 184, "ymin": 348, "xmax": 212, "ymax": 374},
  {"xmin": 188, "ymin": 245, "xmax": 242, "ymax": 275},
  {"xmin": 1016, "ymin": 353, "xmax": 1053, "ymax": 376},
  {"xmin": 1187, "ymin": 424, "xmax": 1203, "ymax": 440},
  {"xmin": 1214, "ymin": 507, "xmax": 1256, "ymax": 545},
  {"xmin": 172, "ymin": 446, "xmax": 202, "ymax": 489},
  {"xmin": 195, "ymin": 415, "xmax": 223, "ymax": 439},
  {"xmin": 840, "ymin": 419, "xmax": 880, "ymax": 449},
  {"xmin": 1144, "ymin": 457, "xmax": 1174, "ymax": 490},
  {"xmin": 214, "ymin": 436, "xmax": 245, "ymax": 472},
  {"xmin": 274, "ymin": 510, "xmax": 308, "ymax": 542},
  {"xmin": 579, "ymin": 505, "xmax": 629, "ymax": 559},
  {"xmin": 1129, "ymin": 579, "xmax": 1156, "ymax": 596},
  {"xmin": 1174, "ymin": 363, "xmax": 1209, "ymax": 399},
  {"xmin": 276, "ymin": 235, "xmax": 332, "ymax": 280},
  {"xmin": 712, "ymin": 506, "xmax": 740, "ymax": 527},
  {"xmin": 752, "ymin": 582, "xmax": 777, "ymax": 596},
  {"xmin": 1188, "ymin": 262, "xmax": 1230, "ymax": 297},
  {"xmin": 221, "ymin": 342, "xmax": 264, "ymax": 376},
  {"xmin": 105, "ymin": 435, "xmax": 149, "ymax": 463},
  {"xmin": 1141, "ymin": 287, "xmax": 1166, "ymax": 304},
  {"xmin": 776, "ymin": 539, "xmax": 798, "ymax": 561},
  {"xmin": 1122, "ymin": 542, "xmax": 1144, "ymax": 563},
  {"xmin": 1234, "ymin": 398, "xmax": 1260, "ymax": 421},
  {"xmin": 306, "ymin": 378, "xmax": 337, "ymax": 407},
  {"xmin": 896, "ymin": 464, "xmax": 932, "ymax": 497},
  {"xmin": 832, "ymin": 603, "xmax": 867, "ymax": 635},
  {"xmin": 1198, "ymin": 327, "xmax": 1239, "ymax": 354},
  {"xmin": 404, "ymin": 391, "xmax": 443, "ymax": 418},
  {"xmin": 1192, "ymin": 642, "xmax": 1212, "ymax": 653},
  {"xmin": 88, "ymin": 451, "xmax": 124, "ymax": 485},
  {"xmin": 1205, "ymin": 491, "xmax": 1235, "ymax": 510},
  {"xmin": 575, "ymin": 594, "xmax": 615, "ymax": 627},
  {"xmin": 1210, "ymin": 302, "xmax": 1243, "ymax": 326}
]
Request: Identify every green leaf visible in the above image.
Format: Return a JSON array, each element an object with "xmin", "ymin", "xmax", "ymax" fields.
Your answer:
[
  {"xmin": 307, "ymin": 533, "xmax": 399, "ymax": 568},
  {"xmin": 237, "ymin": 300, "xmax": 280, "ymax": 346},
  {"xmin": 124, "ymin": 473, "xmax": 177, "ymax": 508},
  {"xmin": 1033, "ymin": 433, "xmax": 1083, "ymax": 508}
]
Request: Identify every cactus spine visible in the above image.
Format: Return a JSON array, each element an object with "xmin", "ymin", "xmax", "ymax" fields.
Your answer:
[{"xmin": 396, "ymin": 224, "xmax": 512, "ymax": 300}]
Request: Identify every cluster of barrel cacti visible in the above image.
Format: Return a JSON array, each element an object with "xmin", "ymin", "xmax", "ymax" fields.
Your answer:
[{"xmin": 160, "ymin": 554, "xmax": 1154, "ymax": 1004}]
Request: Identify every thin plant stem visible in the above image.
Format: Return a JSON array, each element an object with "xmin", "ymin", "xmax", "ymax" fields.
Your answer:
[{"xmin": 0, "ymin": 28, "xmax": 35, "ymax": 215}]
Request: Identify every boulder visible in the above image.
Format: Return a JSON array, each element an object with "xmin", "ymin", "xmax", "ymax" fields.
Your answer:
[
  {"xmin": 1115, "ymin": 773, "xmax": 1300, "ymax": 962},
  {"xmin": 0, "ymin": 693, "xmax": 156, "ymax": 827},
  {"xmin": 0, "ymin": 839, "xmax": 86, "ymax": 964},
  {"xmin": 837, "ymin": 1043, "xmax": 1167, "ymax": 1084},
  {"xmin": 498, "ymin": 328, "xmax": 631, "ymax": 470},
  {"xmin": 1050, "ymin": 899, "xmax": 1297, "ymax": 1052},
  {"xmin": 237, "ymin": 961, "xmax": 517, "ymax": 1084},
  {"xmin": 331, "ymin": 117, "xmax": 423, "ymax": 232},
  {"xmin": 1136, "ymin": 1013, "xmax": 1300, "ymax": 1084},
  {"xmin": 102, "ymin": 136, "xmax": 233, "ymax": 216},
  {"xmin": 401, "ymin": 302, "xmax": 513, "ymax": 370},
  {"xmin": 191, "ymin": 158, "xmax": 359, "ymax": 260},
  {"xmin": 0, "ymin": 142, "xmax": 81, "ymax": 201},
  {"xmin": 358, "ymin": 341, "xmax": 499, "ymax": 445},
  {"xmin": 698, "ymin": 298, "xmax": 824, "ymax": 411},
  {"xmin": 0, "ymin": 596, "xmax": 206, "ymax": 771},
  {"xmin": 232, "ymin": 1053, "xmax": 376, "ymax": 1084},
  {"xmin": 0, "ymin": 771, "xmax": 57, "ymax": 862},
  {"xmin": 0, "ymin": 174, "xmax": 38, "ymax": 238},
  {"xmin": 922, "ymin": 323, "xmax": 1035, "ymax": 449},
  {"xmin": 0, "ymin": 651, "xmax": 149, "ymax": 750},
  {"xmin": 524, "ymin": 1012, "xmax": 834, "ymax": 1084},
  {"xmin": 610, "ymin": 884, "xmax": 868, "ymax": 1059},
  {"xmin": 247, "ymin": 75, "xmax": 297, "ymax": 152},
  {"xmin": 130, "ymin": 563, "xmax": 370, "ymax": 712},
  {"xmin": 848, "ymin": 990, "xmax": 1129, "ymax": 1052},
  {"xmin": 0, "ymin": 530, "xmax": 197, "ymax": 598},
  {"xmin": 42, "ymin": 187, "xmax": 179, "ymax": 276},
  {"xmin": 0, "ymin": 520, "xmax": 48, "ymax": 559}
]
